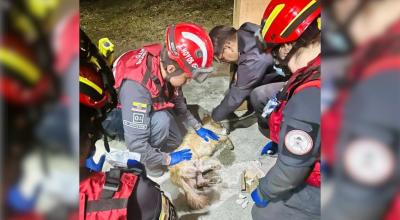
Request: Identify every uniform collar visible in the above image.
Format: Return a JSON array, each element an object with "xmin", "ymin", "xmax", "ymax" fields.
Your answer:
[
  {"xmin": 237, "ymin": 23, "xmax": 260, "ymax": 54},
  {"xmin": 237, "ymin": 30, "xmax": 256, "ymax": 54}
]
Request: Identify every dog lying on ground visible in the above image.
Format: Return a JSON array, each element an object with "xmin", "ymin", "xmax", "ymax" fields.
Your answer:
[{"xmin": 169, "ymin": 115, "xmax": 234, "ymax": 210}]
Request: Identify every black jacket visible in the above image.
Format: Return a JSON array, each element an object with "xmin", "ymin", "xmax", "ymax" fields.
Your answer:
[{"xmin": 212, "ymin": 22, "xmax": 275, "ymax": 121}]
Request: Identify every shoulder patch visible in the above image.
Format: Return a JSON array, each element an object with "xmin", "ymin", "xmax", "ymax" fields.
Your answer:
[
  {"xmin": 131, "ymin": 101, "xmax": 148, "ymax": 113},
  {"xmin": 123, "ymin": 112, "xmax": 147, "ymax": 130},
  {"xmin": 284, "ymin": 130, "xmax": 313, "ymax": 155},
  {"xmin": 344, "ymin": 138, "xmax": 395, "ymax": 186},
  {"xmin": 132, "ymin": 102, "xmax": 147, "ymax": 108}
]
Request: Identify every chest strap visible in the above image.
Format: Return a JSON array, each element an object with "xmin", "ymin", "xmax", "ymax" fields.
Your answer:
[
  {"xmin": 277, "ymin": 66, "xmax": 320, "ymax": 101},
  {"xmin": 141, "ymin": 54, "xmax": 170, "ymax": 105}
]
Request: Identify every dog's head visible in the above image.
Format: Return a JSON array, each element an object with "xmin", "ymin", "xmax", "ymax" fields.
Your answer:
[{"xmin": 201, "ymin": 115, "xmax": 228, "ymax": 140}]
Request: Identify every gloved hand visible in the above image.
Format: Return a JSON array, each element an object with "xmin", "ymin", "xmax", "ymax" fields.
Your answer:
[
  {"xmin": 261, "ymin": 141, "xmax": 278, "ymax": 156},
  {"xmin": 196, "ymin": 127, "xmax": 220, "ymax": 142},
  {"xmin": 169, "ymin": 149, "xmax": 192, "ymax": 166},
  {"xmin": 7, "ymin": 184, "xmax": 41, "ymax": 212},
  {"xmin": 127, "ymin": 159, "xmax": 140, "ymax": 168},
  {"xmin": 85, "ymin": 153, "xmax": 106, "ymax": 172},
  {"xmin": 251, "ymin": 188, "xmax": 269, "ymax": 208}
]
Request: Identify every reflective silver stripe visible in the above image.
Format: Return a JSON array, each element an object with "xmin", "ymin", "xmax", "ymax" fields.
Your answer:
[
  {"xmin": 168, "ymin": 25, "xmax": 178, "ymax": 56},
  {"xmin": 86, "ymin": 198, "xmax": 129, "ymax": 212}
]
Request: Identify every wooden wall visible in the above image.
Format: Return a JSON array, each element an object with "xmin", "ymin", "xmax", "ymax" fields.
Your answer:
[
  {"xmin": 231, "ymin": 0, "xmax": 271, "ymax": 111},
  {"xmin": 233, "ymin": 0, "xmax": 271, "ymax": 28}
]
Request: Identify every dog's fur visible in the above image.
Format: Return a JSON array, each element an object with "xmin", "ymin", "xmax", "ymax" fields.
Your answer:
[{"xmin": 169, "ymin": 115, "xmax": 233, "ymax": 209}]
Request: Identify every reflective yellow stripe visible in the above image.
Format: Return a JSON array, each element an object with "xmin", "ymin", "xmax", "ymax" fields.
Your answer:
[
  {"xmin": 261, "ymin": 4, "xmax": 285, "ymax": 38},
  {"xmin": 90, "ymin": 56, "xmax": 101, "ymax": 69},
  {"xmin": 280, "ymin": 0, "xmax": 318, "ymax": 37},
  {"xmin": 27, "ymin": 0, "xmax": 59, "ymax": 19},
  {"xmin": 159, "ymin": 195, "xmax": 166, "ymax": 220},
  {"xmin": 317, "ymin": 17, "xmax": 321, "ymax": 30},
  {"xmin": 79, "ymin": 75, "xmax": 103, "ymax": 95},
  {"xmin": 0, "ymin": 48, "xmax": 40, "ymax": 84},
  {"xmin": 13, "ymin": 12, "xmax": 37, "ymax": 38},
  {"xmin": 132, "ymin": 102, "xmax": 147, "ymax": 108}
]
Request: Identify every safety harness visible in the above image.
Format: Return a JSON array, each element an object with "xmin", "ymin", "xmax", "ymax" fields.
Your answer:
[
  {"xmin": 322, "ymin": 21, "xmax": 400, "ymax": 219},
  {"xmin": 113, "ymin": 44, "xmax": 177, "ymax": 111},
  {"xmin": 141, "ymin": 54, "xmax": 176, "ymax": 111},
  {"xmin": 80, "ymin": 168, "xmax": 137, "ymax": 220},
  {"xmin": 80, "ymin": 167, "xmax": 177, "ymax": 220},
  {"xmin": 268, "ymin": 55, "xmax": 321, "ymax": 187}
]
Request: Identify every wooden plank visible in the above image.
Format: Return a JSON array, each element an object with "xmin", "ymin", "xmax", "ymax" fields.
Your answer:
[
  {"xmin": 233, "ymin": 0, "xmax": 271, "ymax": 28},
  {"xmin": 232, "ymin": 0, "xmax": 271, "ymax": 111}
]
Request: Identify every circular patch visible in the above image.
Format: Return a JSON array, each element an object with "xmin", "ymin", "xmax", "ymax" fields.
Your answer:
[
  {"xmin": 284, "ymin": 130, "xmax": 313, "ymax": 155},
  {"xmin": 344, "ymin": 139, "xmax": 395, "ymax": 186}
]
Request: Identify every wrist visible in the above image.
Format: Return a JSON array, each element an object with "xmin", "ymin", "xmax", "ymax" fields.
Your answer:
[
  {"xmin": 194, "ymin": 124, "xmax": 202, "ymax": 131},
  {"xmin": 252, "ymin": 188, "xmax": 269, "ymax": 207},
  {"xmin": 163, "ymin": 153, "xmax": 171, "ymax": 165}
]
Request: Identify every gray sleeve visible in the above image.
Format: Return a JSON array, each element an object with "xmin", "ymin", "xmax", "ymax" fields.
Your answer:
[
  {"xmin": 172, "ymin": 88, "xmax": 202, "ymax": 130},
  {"xmin": 211, "ymin": 85, "xmax": 252, "ymax": 122},
  {"xmin": 258, "ymin": 87, "xmax": 321, "ymax": 201},
  {"xmin": 236, "ymin": 53, "xmax": 274, "ymax": 89},
  {"xmin": 324, "ymin": 72, "xmax": 399, "ymax": 220},
  {"xmin": 119, "ymin": 80, "xmax": 167, "ymax": 167}
]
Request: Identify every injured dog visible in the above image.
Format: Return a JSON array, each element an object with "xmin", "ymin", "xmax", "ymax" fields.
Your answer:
[{"xmin": 169, "ymin": 115, "xmax": 234, "ymax": 210}]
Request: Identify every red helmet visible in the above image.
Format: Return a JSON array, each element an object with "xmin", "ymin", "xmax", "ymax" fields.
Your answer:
[
  {"xmin": 260, "ymin": 0, "xmax": 321, "ymax": 47},
  {"xmin": 0, "ymin": 34, "xmax": 51, "ymax": 106},
  {"xmin": 165, "ymin": 23, "xmax": 214, "ymax": 83},
  {"xmin": 79, "ymin": 64, "xmax": 109, "ymax": 109}
]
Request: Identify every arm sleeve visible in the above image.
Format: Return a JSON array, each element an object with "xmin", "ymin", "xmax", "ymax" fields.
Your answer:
[
  {"xmin": 236, "ymin": 53, "xmax": 274, "ymax": 89},
  {"xmin": 211, "ymin": 85, "xmax": 252, "ymax": 122},
  {"xmin": 119, "ymin": 80, "xmax": 168, "ymax": 168},
  {"xmin": 258, "ymin": 87, "xmax": 321, "ymax": 201},
  {"xmin": 172, "ymin": 88, "xmax": 202, "ymax": 130},
  {"xmin": 324, "ymin": 72, "xmax": 399, "ymax": 220},
  {"xmin": 212, "ymin": 54, "xmax": 273, "ymax": 122}
]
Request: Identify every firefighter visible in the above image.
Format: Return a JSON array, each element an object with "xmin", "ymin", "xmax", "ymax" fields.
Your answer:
[
  {"xmin": 208, "ymin": 23, "xmax": 285, "ymax": 131},
  {"xmin": 251, "ymin": 0, "xmax": 321, "ymax": 219},
  {"xmin": 322, "ymin": 0, "xmax": 400, "ymax": 219},
  {"xmin": 79, "ymin": 60, "xmax": 177, "ymax": 220},
  {"xmin": 109, "ymin": 23, "xmax": 219, "ymax": 177},
  {"xmin": 2, "ymin": 1, "xmax": 79, "ymax": 218}
]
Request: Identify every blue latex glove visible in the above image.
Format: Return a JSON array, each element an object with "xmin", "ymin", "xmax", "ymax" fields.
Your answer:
[
  {"xmin": 251, "ymin": 188, "xmax": 269, "ymax": 208},
  {"xmin": 127, "ymin": 159, "xmax": 140, "ymax": 168},
  {"xmin": 85, "ymin": 153, "xmax": 106, "ymax": 172},
  {"xmin": 261, "ymin": 141, "xmax": 278, "ymax": 156},
  {"xmin": 7, "ymin": 184, "xmax": 41, "ymax": 212},
  {"xmin": 196, "ymin": 127, "xmax": 220, "ymax": 142},
  {"xmin": 169, "ymin": 149, "xmax": 192, "ymax": 166},
  {"xmin": 262, "ymin": 96, "xmax": 279, "ymax": 118}
]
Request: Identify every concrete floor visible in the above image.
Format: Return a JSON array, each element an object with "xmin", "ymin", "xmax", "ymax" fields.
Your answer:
[
  {"xmin": 162, "ymin": 76, "xmax": 275, "ymax": 220},
  {"xmin": 96, "ymin": 75, "xmax": 276, "ymax": 220}
]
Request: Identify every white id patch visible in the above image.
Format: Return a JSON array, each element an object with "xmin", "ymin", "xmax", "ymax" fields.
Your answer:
[
  {"xmin": 344, "ymin": 139, "xmax": 395, "ymax": 186},
  {"xmin": 123, "ymin": 112, "xmax": 147, "ymax": 130},
  {"xmin": 284, "ymin": 130, "xmax": 313, "ymax": 155}
]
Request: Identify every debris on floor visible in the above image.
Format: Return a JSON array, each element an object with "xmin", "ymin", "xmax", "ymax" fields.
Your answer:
[{"xmin": 240, "ymin": 161, "xmax": 265, "ymax": 193}]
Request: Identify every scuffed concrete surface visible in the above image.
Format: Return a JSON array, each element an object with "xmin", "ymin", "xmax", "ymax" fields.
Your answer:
[
  {"xmin": 165, "ymin": 75, "xmax": 275, "ymax": 219},
  {"xmin": 96, "ymin": 75, "xmax": 276, "ymax": 220}
]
